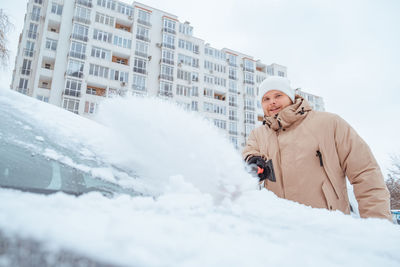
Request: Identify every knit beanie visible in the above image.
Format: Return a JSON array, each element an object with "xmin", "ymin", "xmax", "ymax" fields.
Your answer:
[{"xmin": 259, "ymin": 76, "xmax": 295, "ymax": 103}]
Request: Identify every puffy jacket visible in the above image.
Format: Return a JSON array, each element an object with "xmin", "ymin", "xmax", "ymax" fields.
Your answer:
[{"xmin": 243, "ymin": 96, "xmax": 391, "ymax": 220}]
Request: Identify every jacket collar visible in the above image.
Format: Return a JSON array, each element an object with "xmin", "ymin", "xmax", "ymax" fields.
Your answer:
[{"xmin": 264, "ymin": 95, "xmax": 312, "ymax": 131}]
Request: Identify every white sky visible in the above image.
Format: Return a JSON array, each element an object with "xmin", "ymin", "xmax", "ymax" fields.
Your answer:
[{"xmin": 1, "ymin": 0, "xmax": 399, "ymax": 175}]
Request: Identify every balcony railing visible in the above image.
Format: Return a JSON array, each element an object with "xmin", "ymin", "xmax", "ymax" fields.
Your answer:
[
  {"xmin": 136, "ymin": 35, "xmax": 150, "ymax": 42},
  {"xmin": 69, "ymin": 51, "xmax": 86, "ymax": 60},
  {"xmin": 71, "ymin": 33, "xmax": 88, "ymax": 42},
  {"xmin": 64, "ymin": 89, "xmax": 81, "ymax": 97},
  {"xmin": 162, "ymin": 43, "xmax": 175, "ymax": 50},
  {"xmin": 132, "ymin": 84, "xmax": 146, "ymax": 91},
  {"xmin": 161, "ymin": 58, "xmax": 174, "ymax": 65},
  {"xmin": 133, "ymin": 67, "xmax": 147, "ymax": 75},
  {"xmin": 162, "ymin": 28, "xmax": 176, "ymax": 35},
  {"xmin": 73, "ymin": 16, "xmax": 91, "ymax": 25},
  {"xmin": 135, "ymin": 51, "xmax": 148, "ymax": 58},
  {"xmin": 76, "ymin": 0, "xmax": 92, "ymax": 8},
  {"xmin": 137, "ymin": 19, "xmax": 152, "ymax": 27},
  {"xmin": 159, "ymin": 74, "xmax": 173, "ymax": 81},
  {"xmin": 244, "ymin": 119, "xmax": 255, "ymax": 124}
]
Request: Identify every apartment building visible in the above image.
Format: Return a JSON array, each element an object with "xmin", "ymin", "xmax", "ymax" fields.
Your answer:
[
  {"xmin": 11, "ymin": 0, "xmax": 313, "ymax": 149},
  {"xmin": 295, "ymin": 89, "xmax": 325, "ymax": 111}
]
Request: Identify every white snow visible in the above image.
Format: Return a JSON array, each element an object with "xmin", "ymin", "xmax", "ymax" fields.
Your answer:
[{"xmin": 0, "ymin": 88, "xmax": 399, "ymax": 267}]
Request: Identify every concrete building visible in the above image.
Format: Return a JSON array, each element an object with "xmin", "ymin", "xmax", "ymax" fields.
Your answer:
[
  {"xmin": 295, "ymin": 89, "xmax": 325, "ymax": 111},
  {"xmin": 11, "ymin": 0, "xmax": 320, "ymax": 149}
]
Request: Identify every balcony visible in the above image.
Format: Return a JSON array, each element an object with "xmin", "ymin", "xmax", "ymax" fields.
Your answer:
[
  {"xmin": 23, "ymin": 49, "xmax": 35, "ymax": 57},
  {"xmin": 133, "ymin": 67, "xmax": 147, "ymax": 75},
  {"xmin": 26, "ymin": 30, "xmax": 38, "ymax": 40},
  {"xmin": 244, "ymin": 106, "xmax": 255, "ymax": 111},
  {"xmin": 20, "ymin": 68, "xmax": 32, "ymax": 76},
  {"xmin": 244, "ymin": 80, "xmax": 255, "ymax": 85},
  {"xmin": 244, "ymin": 67, "xmax": 255, "ymax": 73},
  {"xmin": 244, "ymin": 119, "xmax": 255, "ymax": 124},
  {"xmin": 64, "ymin": 89, "xmax": 81, "ymax": 97},
  {"xmin": 136, "ymin": 34, "xmax": 150, "ymax": 42},
  {"xmin": 29, "ymin": 13, "xmax": 40, "ymax": 22},
  {"xmin": 137, "ymin": 19, "xmax": 151, "ymax": 27},
  {"xmin": 115, "ymin": 23, "xmax": 131, "ymax": 33},
  {"xmin": 132, "ymin": 84, "xmax": 146, "ymax": 92}
]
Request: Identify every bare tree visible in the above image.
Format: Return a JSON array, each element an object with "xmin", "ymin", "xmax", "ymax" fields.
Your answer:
[
  {"xmin": 0, "ymin": 9, "xmax": 12, "ymax": 68},
  {"xmin": 386, "ymin": 155, "xmax": 400, "ymax": 209}
]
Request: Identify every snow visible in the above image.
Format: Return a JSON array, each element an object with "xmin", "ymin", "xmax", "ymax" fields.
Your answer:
[{"xmin": 0, "ymin": 88, "xmax": 399, "ymax": 266}]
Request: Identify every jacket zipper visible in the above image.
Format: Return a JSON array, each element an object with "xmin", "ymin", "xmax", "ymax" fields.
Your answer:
[{"xmin": 316, "ymin": 150, "xmax": 323, "ymax": 167}]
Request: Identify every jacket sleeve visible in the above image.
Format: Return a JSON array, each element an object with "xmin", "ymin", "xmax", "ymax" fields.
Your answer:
[
  {"xmin": 242, "ymin": 129, "xmax": 262, "ymax": 162},
  {"xmin": 334, "ymin": 116, "xmax": 391, "ymax": 220}
]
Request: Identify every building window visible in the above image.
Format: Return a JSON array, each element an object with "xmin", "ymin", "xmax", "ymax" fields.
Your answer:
[
  {"xmin": 117, "ymin": 2, "xmax": 133, "ymax": 16},
  {"xmin": 89, "ymin": 63, "xmax": 109, "ymax": 79},
  {"xmin": 136, "ymin": 26, "xmax": 150, "ymax": 42},
  {"xmin": 229, "ymin": 94, "xmax": 237, "ymax": 107},
  {"xmin": 93, "ymin": 29, "xmax": 112, "ymax": 43},
  {"xmin": 21, "ymin": 59, "xmax": 32, "ymax": 75},
  {"xmin": 31, "ymin": 6, "xmax": 41, "ymax": 21},
  {"xmin": 159, "ymin": 81, "xmax": 173, "ymax": 97},
  {"xmin": 110, "ymin": 69, "xmax": 129, "ymax": 82},
  {"xmin": 162, "ymin": 49, "xmax": 174, "ymax": 65},
  {"xmin": 113, "ymin": 35, "xmax": 131, "ymax": 49},
  {"xmin": 244, "ymin": 98, "xmax": 255, "ymax": 111},
  {"xmin": 267, "ymin": 67, "xmax": 274, "ymax": 75},
  {"xmin": 278, "ymin": 71, "xmax": 285, "ymax": 77},
  {"xmin": 229, "ymin": 122, "xmax": 237, "ymax": 135},
  {"xmin": 135, "ymin": 41, "xmax": 148, "ymax": 58},
  {"xmin": 45, "ymin": 38, "xmax": 57, "ymax": 51},
  {"xmin": 18, "ymin": 78, "xmax": 28, "ymax": 94},
  {"xmin": 84, "ymin": 101, "xmax": 98, "ymax": 114},
  {"xmin": 91, "ymin": 46, "xmax": 111, "ymax": 60},
  {"xmin": 72, "ymin": 23, "xmax": 89, "ymax": 42},
  {"xmin": 63, "ymin": 98, "xmax": 80, "ymax": 114},
  {"xmin": 36, "ymin": 95, "xmax": 49, "ymax": 102},
  {"xmin": 191, "ymin": 101, "xmax": 198, "ymax": 111},
  {"xmin": 27, "ymin": 23, "xmax": 38, "ymax": 39},
  {"xmin": 163, "ymin": 18, "xmax": 176, "ymax": 34},
  {"xmin": 244, "ymin": 72, "xmax": 254, "ymax": 85},
  {"xmin": 243, "ymin": 59, "xmax": 255, "ymax": 72},
  {"xmin": 246, "ymin": 86, "xmax": 254, "ymax": 96},
  {"xmin": 69, "ymin": 41, "xmax": 86, "ymax": 59},
  {"xmin": 51, "ymin": 3, "xmax": 63, "ymax": 15},
  {"xmin": 133, "ymin": 58, "xmax": 147, "ymax": 74},
  {"xmin": 162, "ymin": 34, "xmax": 175, "ymax": 49},
  {"xmin": 229, "ymin": 80, "xmax": 237, "ymax": 93},
  {"xmin": 67, "ymin": 60, "xmax": 84, "ymax": 78},
  {"xmin": 160, "ymin": 65, "xmax": 174, "ymax": 81},
  {"xmin": 74, "ymin": 6, "xmax": 91, "ymax": 24},
  {"xmin": 227, "ymin": 54, "xmax": 237, "ymax": 67},
  {"xmin": 204, "ymin": 75, "xmax": 213, "ymax": 84},
  {"xmin": 229, "ymin": 109, "xmax": 238, "ymax": 121},
  {"xmin": 64, "ymin": 79, "xmax": 82, "ymax": 97},
  {"xmin": 138, "ymin": 10, "xmax": 151, "ymax": 26},
  {"xmin": 214, "ymin": 119, "xmax": 226, "ymax": 130},
  {"xmin": 24, "ymin": 41, "xmax": 35, "ymax": 57},
  {"xmin": 132, "ymin": 74, "xmax": 146, "ymax": 91},
  {"xmin": 245, "ymin": 111, "xmax": 255, "ymax": 124},
  {"xmin": 97, "ymin": 0, "xmax": 116, "ymax": 10},
  {"xmin": 179, "ymin": 23, "xmax": 193, "ymax": 36},
  {"xmin": 34, "ymin": 0, "xmax": 43, "ymax": 4},
  {"xmin": 177, "ymin": 69, "xmax": 191, "ymax": 82},
  {"xmin": 204, "ymin": 88, "xmax": 213, "ymax": 98},
  {"xmin": 95, "ymin": 12, "xmax": 114, "ymax": 26}
]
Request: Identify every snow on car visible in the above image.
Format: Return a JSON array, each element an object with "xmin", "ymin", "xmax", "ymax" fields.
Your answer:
[{"xmin": 0, "ymin": 88, "xmax": 399, "ymax": 267}]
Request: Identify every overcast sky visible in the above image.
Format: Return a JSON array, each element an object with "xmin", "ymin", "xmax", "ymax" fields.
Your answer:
[{"xmin": 1, "ymin": 0, "xmax": 399, "ymax": 175}]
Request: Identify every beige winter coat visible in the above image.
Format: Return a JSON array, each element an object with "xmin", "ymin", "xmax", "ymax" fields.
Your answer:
[{"xmin": 243, "ymin": 96, "xmax": 391, "ymax": 220}]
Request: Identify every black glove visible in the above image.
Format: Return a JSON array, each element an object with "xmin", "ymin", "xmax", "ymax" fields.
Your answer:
[{"xmin": 247, "ymin": 156, "xmax": 273, "ymax": 182}]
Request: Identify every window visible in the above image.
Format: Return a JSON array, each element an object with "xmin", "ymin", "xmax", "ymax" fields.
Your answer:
[
  {"xmin": 203, "ymin": 102, "xmax": 226, "ymax": 115},
  {"xmin": 229, "ymin": 68, "xmax": 237, "ymax": 80},
  {"xmin": 93, "ymin": 29, "xmax": 112, "ymax": 43},
  {"xmin": 117, "ymin": 2, "xmax": 133, "ymax": 16},
  {"xmin": 278, "ymin": 71, "xmax": 285, "ymax": 77},
  {"xmin": 138, "ymin": 10, "xmax": 151, "ymax": 25},
  {"xmin": 21, "ymin": 59, "xmax": 32, "ymax": 75},
  {"xmin": 267, "ymin": 67, "xmax": 274, "ymax": 75},
  {"xmin": 214, "ymin": 119, "xmax": 226, "ymax": 130},
  {"xmin": 136, "ymin": 26, "xmax": 150, "ymax": 42},
  {"xmin": 133, "ymin": 58, "xmax": 147, "ymax": 74},
  {"xmin": 51, "ymin": 3, "xmax": 63, "ymax": 15},
  {"xmin": 159, "ymin": 81, "xmax": 173, "ymax": 97},
  {"xmin": 31, "ymin": 6, "xmax": 41, "ymax": 21},
  {"xmin": 176, "ymin": 85, "xmax": 197, "ymax": 97},
  {"xmin": 245, "ymin": 124, "xmax": 254, "ymax": 137},
  {"xmin": 97, "ymin": 0, "xmax": 116, "ymax": 10},
  {"xmin": 84, "ymin": 101, "xmax": 98, "ymax": 114},
  {"xmin": 214, "ymin": 77, "xmax": 226, "ymax": 87},
  {"xmin": 244, "ymin": 59, "xmax": 255, "ymax": 72},
  {"xmin": 74, "ymin": 6, "xmax": 91, "ymax": 24},
  {"xmin": 246, "ymin": 86, "xmax": 255, "ymax": 96},
  {"xmin": 34, "ymin": 0, "xmax": 43, "ymax": 4},
  {"xmin": 177, "ymin": 69, "xmax": 191, "ymax": 81},
  {"xmin": 179, "ymin": 23, "xmax": 193, "ymax": 36},
  {"xmin": 162, "ymin": 34, "xmax": 175, "ymax": 49},
  {"xmin": 36, "ymin": 95, "xmax": 49, "ymax": 102},
  {"xmin": 69, "ymin": 41, "xmax": 86, "ymax": 59},
  {"xmin": 160, "ymin": 65, "xmax": 174, "ymax": 81},
  {"xmin": 24, "ymin": 41, "xmax": 35, "ymax": 57},
  {"xmin": 227, "ymin": 54, "xmax": 237, "ymax": 67},
  {"xmin": 95, "ymin": 12, "xmax": 114, "ymax": 26},
  {"xmin": 192, "ymin": 72, "xmax": 199, "ymax": 82},
  {"xmin": 132, "ymin": 74, "xmax": 146, "ymax": 91},
  {"xmin": 163, "ymin": 18, "xmax": 176, "ymax": 34},
  {"xmin": 161, "ymin": 49, "xmax": 174, "ymax": 65},
  {"xmin": 244, "ymin": 72, "xmax": 254, "ymax": 85},
  {"xmin": 113, "ymin": 35, "xmax": 131, "ymax": 49},
  {"xmin": 45, "ymin": 38, "xmax": 57, "ymax": 51},
  {"xmin": 89, "ymin": 63, "xmax": 109, "ymax": 79},
  {"xmin": 64, "ymin": 79, "xmax": 82, "ymax": 97},
  {"xmin": 191, "ymin": 101, "xmax": 198, "ymax": 111},
  {"xmin": 72, "ymin": 23, "xmax": 89, "ymax": 42},
  {"xmin": 229, "ymin": 136, "xmax": 238, "ymax": 148},
  {"xmin": 229, "ymin": 122, "xmax": 237, "ymax": 135},
  {"xmin": 229, "ymin": 109, "xmax": 238, "ymax": 121},
  {"xmin": 204, "ymin": 88, "xmax": 213, "ymax": 98},
  {"xmin": 135, "ymin": 41, "xmax": 148, "ymax": 58},
  {"xmin": 67, "ymin": 60, "xmax": 84, "ymax": 78},
  {"xmin": 18, "ymin": 78, "xmax": 28, "ymax": 94},
  {"xmin": 245, "ymin": 98, "xmax": 255, "ymax": 111},
  {"xmin": 110, "ymin": 69, "xmax": 128, "ymax": 82},
  {"xmin": 229, "ymin": 94, "xmax": 237, "ymax": 107},
  {"xmin": 229, "ymin": 80, "xmax": 237, "ymax": 93},
  {"xmin": 245, "ymin": 111, "xmax": 255, "ymax": 124},
  {"xmin": 63, "ymin": 98, "xmax": 80, "ymax": 114},
  {"xmin": 28, "ymin": 23, "xmax": 38, "ymax": 39},
  {"xmin": 204, "ymin": 75, "xmax": 213, "ymax": 84},
  {"xmin": 91, "ymin": 46, "xmax": 111, "ymax": 60}
]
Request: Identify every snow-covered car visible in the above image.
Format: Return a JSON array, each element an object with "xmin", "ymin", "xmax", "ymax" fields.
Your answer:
[{"xmin": 1, "ymin": 89, "xmax": 399, "ymax": 267}]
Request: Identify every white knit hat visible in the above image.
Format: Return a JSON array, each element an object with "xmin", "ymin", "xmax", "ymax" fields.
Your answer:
[{"xmin": 259, "ymin": 76, "xmax": 295, "ymax": 103}]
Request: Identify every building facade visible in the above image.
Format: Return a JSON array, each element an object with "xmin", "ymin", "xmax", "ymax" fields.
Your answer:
[{"xmin": 11, "ymin": 0, "xmax": 320, "ymax": 149}]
